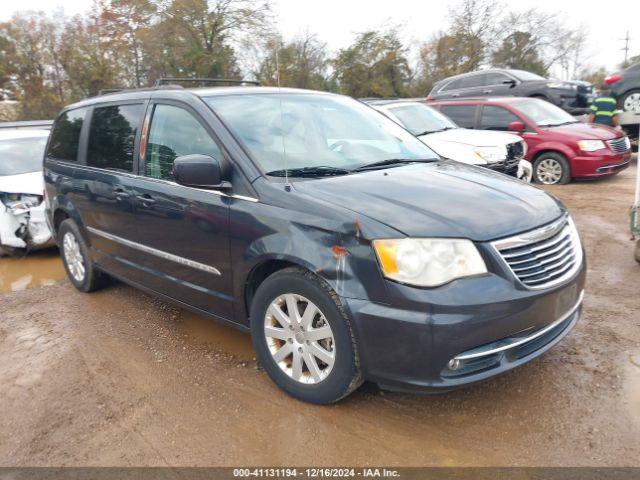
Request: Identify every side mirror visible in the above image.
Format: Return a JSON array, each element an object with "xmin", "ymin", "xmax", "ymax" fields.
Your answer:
[
  {"xmin": 172, "ymin": 154, "xmax": 230, "ymax": 189},
  {"xmin": 502, "ymin": 79, "xmax": 517, "ymax": 88},
  {"xmin": 508, "ymin": 121, "xmax": 526, "ymax": 132}
]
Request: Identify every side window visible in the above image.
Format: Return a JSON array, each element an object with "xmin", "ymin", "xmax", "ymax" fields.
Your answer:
[
  {"xmin": 459, "ymin": 74, "xmax": 486, "ymax": 89},
  {"xmin": 47, "ymin": 108, "xmax": 87, "ymax": 161},
  {"xmin": 144, "ymin": 104, "xmax": 221, "ymax": 181},
  {"xmin": 87, "ymin": 104, "xmax": 143, "ymax": 172},
  {"xmin": 480, "ymin": 106, "xmax": 521, "ymax": 131},
  {"xmin": 441, "ymin": 78, "xmax": 463, "ymax": 92},
  {"xmin": 439, "ymin": 105, "xmax": 477, "ymax": 128},
  {"xmin": 485, "ymin": 73, "xmax": 510, "ymax": 85}
]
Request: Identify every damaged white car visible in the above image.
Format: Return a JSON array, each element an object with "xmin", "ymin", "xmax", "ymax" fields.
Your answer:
[{"xmin": 0, "ymin": 129, "xmax": 53, "ymax": 256}]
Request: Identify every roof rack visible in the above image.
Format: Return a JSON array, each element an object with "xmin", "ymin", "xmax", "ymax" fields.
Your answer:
[{"xmin": 154, "ymin": 78, "xmax": 261, "ymax": 87}]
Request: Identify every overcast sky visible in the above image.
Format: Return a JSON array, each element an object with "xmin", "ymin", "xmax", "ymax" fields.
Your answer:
[{"xmin": 1, "ymin": 0, "xmax": 639, "ymax": 76}]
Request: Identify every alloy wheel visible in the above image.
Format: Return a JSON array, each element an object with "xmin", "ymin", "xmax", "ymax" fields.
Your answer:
[
  {"xmin": 536, "ymin": 158, "xmax": 563, "ymax": 185},
  {"xmin": 623, "ymin": 93, "xmax": 640, "ymax": 113},
  {"xmin": 264, "ymin": 293, "xmax": 335, "ymax": 384},
  {"xmin": 63, "ymin": 232, "xmax": 85, "ymax": 282}
]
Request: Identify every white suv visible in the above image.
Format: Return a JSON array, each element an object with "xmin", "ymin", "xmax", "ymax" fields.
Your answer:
[{"xmin": 366, "ymin": 100, "xmax": 532, "ymax": 182}]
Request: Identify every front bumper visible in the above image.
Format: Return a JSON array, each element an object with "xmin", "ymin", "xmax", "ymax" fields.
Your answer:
[
  {"xmin": 342, "ymin": 252, "xmax": 586, "ymax": 393},
  {"xmin": 571, "ymin": 151, "xmax": 632, "ymax": 178},
  {"xmin": 0, "ymin": 201, "xmax": 53, "ymax": 251}
]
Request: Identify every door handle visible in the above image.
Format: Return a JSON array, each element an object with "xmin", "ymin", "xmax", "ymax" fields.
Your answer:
[
  {"xmin": 136, "ymin": 194, "xmax": 156, "ymax": 204},
  {"xmin": 484, "ymin": 90, "xmax": 492, "ymax": 94},
  {"xmin": 452, "ymin": 93, "xmax": 460, "ymax": 97},
  {"xmin": 113, "ymin": 188, "xmax": 130, "ymax": 198}
]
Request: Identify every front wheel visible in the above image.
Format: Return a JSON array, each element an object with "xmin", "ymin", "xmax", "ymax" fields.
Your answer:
[
  {"xmin": 533, "ymin": 153, "xmax": 571, "ymax": 185},
  {"xmin": 250, "ymin": 267, "xmax": 362, "ymax": 404}
]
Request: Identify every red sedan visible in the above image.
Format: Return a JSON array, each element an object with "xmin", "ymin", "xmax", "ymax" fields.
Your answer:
[{"xmin": 429, "ymin": 97, "xmax": 632, "ymax": 185}]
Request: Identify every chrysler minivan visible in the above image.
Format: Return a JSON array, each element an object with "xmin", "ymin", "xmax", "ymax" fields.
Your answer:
[{"xmin": 44, "ymin": 84, "xmax": 586, "ymax": 403}]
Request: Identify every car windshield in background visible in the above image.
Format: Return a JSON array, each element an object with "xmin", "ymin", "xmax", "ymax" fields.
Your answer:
[
  {"xmin": 515, "ymin": 98, "xmax": 578, "ymax": 127},
  {"xmin": 0, "ymin": 136, "xmax": 48, "ymax": 175},
  {"xmin": 510, "ymin": 70, "xmax": 546, "ymax": 81},
  {"xmin": 389, "ymin": 103, "xmax": 458, "ymax": 135},
  {"xmin": 206, "ymin": 94, "xmax": 438, "ymax": 174}
]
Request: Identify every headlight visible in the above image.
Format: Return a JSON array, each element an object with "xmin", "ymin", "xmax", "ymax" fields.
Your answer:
[
  {"xmin": 547, "ymin": 82, "xmax": 575, "ymax": 89},
  {"xmin": 373, "ymin": 238, "xmax": 487, "ymax": 287},
  {"xmin": 474, "ymin": 146, "xmax": 506, "ymax": 163},
  {"xmin": 577, "ymin": 139, "xmax": 606, "ymax": 152}
]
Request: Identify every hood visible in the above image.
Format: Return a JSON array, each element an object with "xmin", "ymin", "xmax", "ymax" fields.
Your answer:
[
  {"xmin": 419, "ymin": 128, "xmax": 521, "ymax": 147},
  {"xmin": 0, "ymin": 171, "xmax": 44, "ymax": 195},
  {"xmin": 293, "ymin": 162, "xmax": 564, "ymax": 241},
  {"xmin": 543, "ymin": 122, "xmax": 621, "ymax": 140}
]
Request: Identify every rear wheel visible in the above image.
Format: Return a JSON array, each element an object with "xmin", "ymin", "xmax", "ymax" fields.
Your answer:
[
  {"xmin": 619, "ymin": 90, "xmax": 640, "ymax": 114},
  {"xmin": 58, "ymin": 219, "xmax": 108, "ymax": 292},
  {"xmin": 250, "ymin": 267, "xmax": 362, "ymax": 404},
  {"xmin": 533, "ymin": 152, "xmax": 571, "ymax": 185}
]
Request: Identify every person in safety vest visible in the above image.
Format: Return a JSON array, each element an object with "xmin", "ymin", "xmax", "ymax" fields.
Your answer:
[{"xmin": 588, "ymin": 83, "xmax": 621, "ymax": 127}]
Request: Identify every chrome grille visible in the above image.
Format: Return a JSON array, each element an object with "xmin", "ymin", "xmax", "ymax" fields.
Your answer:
[
  {"xmin": 607, "ymin": 136, "xmax": 631, "ymax": 154},
  {"xmin": 493, "ymin": 215, "xmax": 583, "ymax": 289}
]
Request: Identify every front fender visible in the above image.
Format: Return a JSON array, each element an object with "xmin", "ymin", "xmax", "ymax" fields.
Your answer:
[
  {"xmin": 229, "ymin": 198, "xmax": 393, "ymax": 323},
  {"xmin": 527, "ymin": 142, "xmax": 575, "ymax": 162}
]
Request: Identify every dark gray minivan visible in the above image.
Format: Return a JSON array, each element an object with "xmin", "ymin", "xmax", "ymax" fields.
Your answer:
[{"xmin": 44, "ymin": 84, "xmax": 586, "ymax": 403}]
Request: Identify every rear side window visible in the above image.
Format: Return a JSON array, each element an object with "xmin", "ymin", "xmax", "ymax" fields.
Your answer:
[
  {"xmin": 144, "ymin": 104, "xmax": 221, "ymax": 181},
  {"xmin": 47, "ymin": 108, "xmax": 87, "ymax": 161},
  {"xmin": 459, "ymin": 74, "xmax": 486, "ymax": 88},
  {"xmin": 439, "ymin": 105, "xmax": 477, "ymax": 128},
  {"xmin": 480, "ymin": 106, "xmax": 521, "ymax": 131},
  {"xmin": 87, "ymin": 104, "xmax": 143, "ymax": 172}
]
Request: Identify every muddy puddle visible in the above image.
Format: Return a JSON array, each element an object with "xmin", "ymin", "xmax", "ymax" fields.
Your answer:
[
  {"xmin": 0, "ymin": 249, "xmax": 66, "ymax": 294},
  {"xmin": 174, "ymin": 310, "xmax": 255, "ymax": 361}
]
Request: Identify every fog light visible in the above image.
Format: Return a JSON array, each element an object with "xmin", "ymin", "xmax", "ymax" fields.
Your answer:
[{"xmin": 448, "ymin": 358, "xmax": 460, "ymax": 370}]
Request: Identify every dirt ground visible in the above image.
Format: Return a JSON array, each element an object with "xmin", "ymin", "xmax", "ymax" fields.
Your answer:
[{"xmin": 1, "ymin": 160, "xmax": 639, "ymax": 467}]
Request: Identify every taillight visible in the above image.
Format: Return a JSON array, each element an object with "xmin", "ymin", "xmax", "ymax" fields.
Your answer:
[
  {"xmin": 605, "ymin": 73, "xmax": 622, "ymax": 85},
  {"xmin": 426, "ymin": 95, "xmax": 433, "ymax": 101}
]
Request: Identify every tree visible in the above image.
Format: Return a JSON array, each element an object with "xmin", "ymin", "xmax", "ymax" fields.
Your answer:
[
  {"xmin": 492, "ymin": 31, "xmax": 547, "ymax": 76},
  {"xmin": 256, "ymin": 32, "xmax": 330, "ymax": 90},
  {"xmin": 0, "ymin": 12, "xmax": 66, "ymax": 119},
  {"xmin": 333, "ymin": 28, "xmax": 411, "ymax": 98},
  {"xmin": 496, "ymin": 9, "xmax": 585, "ymax": 79},
  {"xmin": 149, "ymin": 0, "xmax": 271, "ymax": 80}
]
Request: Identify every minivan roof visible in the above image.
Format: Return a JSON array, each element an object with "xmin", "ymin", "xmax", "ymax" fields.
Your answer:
[{"xmin": 62, "ymin": 86, "xmax": 335, "ymax": 111}]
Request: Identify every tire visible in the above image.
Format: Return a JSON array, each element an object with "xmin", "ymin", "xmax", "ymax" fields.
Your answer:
[
  {"xmin": 635, "ymin": 240, "xmax": 640, "ymax": 264},
  {"xmin": 250, "ymin": 267, "xmax": 362, "ymax": 404},
  {"xmin": 533, "ymin": 152, "xmax": 571, "ymax": 185},
  {"xmin": 618, "ymin": 89, "xmax": 640, "ymax": 114},
  {"xmin": 58, "ymin": 219, "xmax": 108, "ymax": 292}
]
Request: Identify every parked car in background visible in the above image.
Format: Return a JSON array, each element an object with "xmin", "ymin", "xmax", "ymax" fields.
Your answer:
[
  {"xmin": 364, "ymin": 99, "xmax": 531, "ymax": 181},
  {"xmin": 0, "ymin": 128, "xmax": 52, "ymax": 255},
  {"xmin": 0, "ymin": 120, "xmax": 53, "ymax": 131},
  {"xmin": 45, "ymin": 83, "xmax": 585, "ymax": 403},
  {"xmin": 428, "ymin": 69, "xmax": 594, "ymax": 115},
  {"xmin": 606, "ymin": 62, "xmax": 640, "ymax": 114},
  {"xmin": 430, "ymin": 97, "xmax": 632, "ymax": 185}
]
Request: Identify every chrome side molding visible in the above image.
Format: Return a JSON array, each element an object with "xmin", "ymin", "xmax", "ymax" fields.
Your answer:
[{"xmin": 87, "ymin": 227, "xmax": 222, "ymax": 276}]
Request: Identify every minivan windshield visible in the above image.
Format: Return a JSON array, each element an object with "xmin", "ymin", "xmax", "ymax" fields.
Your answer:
[
  {"xmin": 387, "ymin": 103, "xmax": 458, "ymax": 136},
  {"xmin": 514, "ymin": 98, "xmax": 577, "ymax": 127},
  {"xmin": 0, "ymin": 135, "xmax": 48, "ymax": 176},
  {"xmin": 206, "ymin": 93, "xmax": 438, "ymax": 175}
]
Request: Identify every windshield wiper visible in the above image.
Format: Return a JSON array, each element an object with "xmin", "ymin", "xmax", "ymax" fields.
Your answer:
[
  {"xmin": 352, "ymin": 158, "xmax": 437, "ymax": 172},
  {"xmin": 266, "ymin": 166, "xmax": 351, "ymax": 178},
  {"xmin": 415, "ymin": 127, "xmax": 455, "ymax": 136}
]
